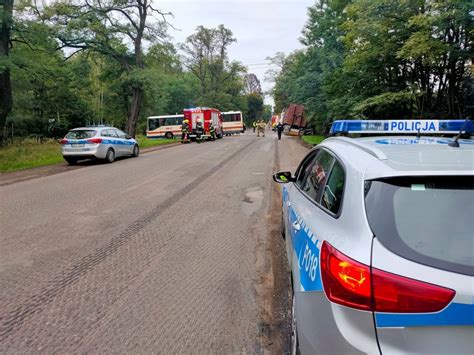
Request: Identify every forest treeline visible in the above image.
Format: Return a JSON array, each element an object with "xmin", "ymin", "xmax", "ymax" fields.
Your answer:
[
  {"xmin": 271, "ymin": 0, "xmax": 472, "ymax": 133},
  {"xmin": 1, "ymin": 1, "xmax": 268, "ymax": 141},
  {"xmin": 1, "ymin": 0, "xmax": 471, "ymax": 141}
]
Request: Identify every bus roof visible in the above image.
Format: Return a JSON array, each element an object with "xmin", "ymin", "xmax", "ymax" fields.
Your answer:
[
  {"xmin": 147, "ymin": 114, "xmax": 184, "ymax": 119},
  {"xmin": 222, "ymin": 111, "xmax": 242, "ymax": 115}
]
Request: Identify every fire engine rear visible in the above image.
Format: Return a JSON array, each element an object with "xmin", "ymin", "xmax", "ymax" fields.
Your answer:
[{"xmin": 183, "ymin": 107, "xmax": 224, "ymax": 141}]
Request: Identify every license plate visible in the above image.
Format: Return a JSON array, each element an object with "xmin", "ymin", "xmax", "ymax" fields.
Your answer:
[{"xmin": 71, "ymin": 144, "xmax": 85, "ymax": 148}]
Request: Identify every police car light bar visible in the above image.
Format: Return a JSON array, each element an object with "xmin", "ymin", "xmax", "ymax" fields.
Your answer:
[{"xmin": 329, "ymin": 119, "xmax": 473, "ymax": 135}]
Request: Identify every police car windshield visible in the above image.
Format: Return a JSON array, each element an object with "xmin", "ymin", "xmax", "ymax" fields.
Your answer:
[
  {"xmin": 365, "ymin": 176, "xmax": 474, "ymax": 276},
  {"xmin": 66, "ymin": 130, "xmax": 97, "ymax": 139}
]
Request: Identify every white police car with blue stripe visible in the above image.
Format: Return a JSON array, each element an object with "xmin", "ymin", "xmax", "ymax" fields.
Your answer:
[
  {"xmin": 274, "ymin": 119, "xmax": 473, "ymax": 354},
  {"xmin": 61, "ymin": 126, "xmax": 139, "ymax": 165}
]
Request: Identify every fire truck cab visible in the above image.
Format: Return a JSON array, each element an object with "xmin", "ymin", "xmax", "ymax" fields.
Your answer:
[{"xmin": 183, "ymin": 107, "xmax": 224, "ymax": 141}]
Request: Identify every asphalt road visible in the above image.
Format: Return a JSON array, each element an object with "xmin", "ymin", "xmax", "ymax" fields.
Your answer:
[{"xmin": 0, "ymin": 132, "xmax": 309, "ymax": 353}]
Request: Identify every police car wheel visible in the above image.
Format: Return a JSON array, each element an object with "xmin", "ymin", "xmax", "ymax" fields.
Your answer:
[
  {"xmin": 105, "ymin": 148, "xmax": 115, "ymax": 163},
  {"xmin": 165, "ymin": 132, "xmax": 173, "ymax": 139},
  {"xmin": 132, "ymin": 144, "xmax": 139, "ymax": 157}
]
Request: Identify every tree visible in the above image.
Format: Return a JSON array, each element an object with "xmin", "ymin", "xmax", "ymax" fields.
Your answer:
[
  {"xmin": 46, "ymin": 0, "xmax": 171, "ymax": 136},
  {"xmin": 0, "ymin": 0, "xmax": 13, "ymax": 142},
  {"xmin": 246, "ymin": 93, "xmax": 264, "ymax": 122},
  {"xmin": 181, "ymin": 24, "xmax": 247, "ymax": 110},
  {"xmin": 271, "ymin": 0, "xmax": 472, "ymax": 134},
  {"xmin": 244, "ymin": 73, "xmax": 262, "ymax": 95}
]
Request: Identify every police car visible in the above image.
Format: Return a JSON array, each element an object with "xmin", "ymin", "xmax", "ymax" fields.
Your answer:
[
  {"xmin": 60, "ymin": 126, "xmax": 139, "ymax": 165},
  {"xmin": 273, "ymin": 120, "xmax": 473, "ymax": 354}
]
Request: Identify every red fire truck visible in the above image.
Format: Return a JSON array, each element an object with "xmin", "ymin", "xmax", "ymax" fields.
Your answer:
[{"xmin": 183, "ymin": 107, "xmax": 224, "ymax": 141}]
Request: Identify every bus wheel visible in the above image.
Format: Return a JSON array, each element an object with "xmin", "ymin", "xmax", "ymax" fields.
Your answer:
[{"xmin": 165, "ymin": 132, "xmax": 173, "ymax": 139}]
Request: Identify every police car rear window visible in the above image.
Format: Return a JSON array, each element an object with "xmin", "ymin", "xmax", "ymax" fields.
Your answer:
[
  {"xmin": 66, "ymin": 130, "xmax": 97, "ymax": 139},
  {"xmin": 365, "ymin": 176, "xmax": 474, "ymax": 276}
]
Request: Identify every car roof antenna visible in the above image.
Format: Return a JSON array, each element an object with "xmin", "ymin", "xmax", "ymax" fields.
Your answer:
[{"xmin": 448, "ymin": 119, "xmax": 469, "ymax": 148}]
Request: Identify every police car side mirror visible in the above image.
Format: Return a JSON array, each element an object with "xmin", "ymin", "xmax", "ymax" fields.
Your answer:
[{"xmin": 273, "ymin": 171, "xmax": 294, "ymax": 184}]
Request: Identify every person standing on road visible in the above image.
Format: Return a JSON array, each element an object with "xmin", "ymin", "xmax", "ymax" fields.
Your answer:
[
  {"xmin": 252, "ymin": 120, "xmax": 257, "ymax": 133},
  {"xmin": 181, "ymin": 119, "xmax": 190, "ymax": 144},
  {"xmin": 209, "ymin": 123, "xmax": 216, "ymax": 141},
  {"xmin": 276, "ymin": 122, "xmax": 284, "ymax": 140},
  {"xmin": 195, "ymin": 119, "xmax": 204, "ymax": 143},
  {"xmin": 257, "ymin": 120, "xmax": 266, "ymax": 137}
]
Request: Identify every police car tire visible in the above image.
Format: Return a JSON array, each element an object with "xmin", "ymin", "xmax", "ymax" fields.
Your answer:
[
  {"xmin": 105, "ymin": 148, "xmax": 115, "ymax": 163},
  {"xmin": 132, "ymin": 144, "xmax": 139, "ymax": 157},
  {"xmin": 165, "ymin": 132, "xmax": 173, "ymax": 139}
]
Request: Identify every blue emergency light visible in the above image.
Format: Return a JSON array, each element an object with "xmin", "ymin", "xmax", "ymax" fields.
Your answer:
[{"xmin": 329, "ymin": 119, "xmax": 473, "ymax": 135}]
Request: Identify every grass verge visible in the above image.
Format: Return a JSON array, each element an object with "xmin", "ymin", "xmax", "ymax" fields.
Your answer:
[
  {"xmin": 301, "ymin": 135, "xmax": 325, "ymax": 146},
  {"xmin": 136, "ymin": 135, "xmax": 177, "ymax": 149},
  {"xmin": 0, "ymin": 136, "xmax": 178, "ymax": 173},
  {"xmin": 0, "ymin": 139, "xmax": 64, "ymax": 173}
]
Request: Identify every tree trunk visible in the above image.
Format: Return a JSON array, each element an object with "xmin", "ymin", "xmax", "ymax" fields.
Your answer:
[
  {"xmin": 0, "ymin": 0, "xmax": 13, "ymax": 143},
  {"xmin": 124, "ymin": 87, "xmax": 143, "ymax": 137}
]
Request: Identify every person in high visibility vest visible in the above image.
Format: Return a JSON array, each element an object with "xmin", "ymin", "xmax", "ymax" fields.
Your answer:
[
  {"xmin": 209, "ymin": 123, "xmax": 216, "ymax": 141},
  {"xmin": 252, "ymin": 121, "xmax": 257, "ymax": 133},
  {"xmin": 195, "ymin": 119, "xmax": 204, "ymax": 143},
  {"xmin": 181, "ymin": 119, "xmax": 190, "ymax": 143},
  {"xmin": 257, "ymin": 120, "xmax": 266, "ymax": 137}
]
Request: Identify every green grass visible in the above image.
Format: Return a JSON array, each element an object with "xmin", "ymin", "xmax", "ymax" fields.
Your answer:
[
  {"xmin": 0, "ymin": 136, "xmax": 178, "ymax": 173},
  {"xmin": 135, "ymin": 135, "xmax": 177, "ymax": 149},
  {"xmin": 302, "ymin": 135, "xmax": 325, "ymax": 145},
  {"xmin": 0, "ymin": 138, "xmax": 64, "ymax": 173}
]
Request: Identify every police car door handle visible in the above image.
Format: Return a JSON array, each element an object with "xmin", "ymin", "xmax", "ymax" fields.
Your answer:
[{"xmin": 292, "ymin": 221, "xmax": 301, "ymax": 231}]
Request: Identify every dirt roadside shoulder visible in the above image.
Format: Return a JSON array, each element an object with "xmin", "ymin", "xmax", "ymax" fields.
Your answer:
[{"xmin": 0, "ymin": 142, "xmax": 180, "ymax": 187}]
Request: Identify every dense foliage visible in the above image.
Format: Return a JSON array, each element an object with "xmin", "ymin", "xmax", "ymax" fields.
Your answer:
[
  {"xmin": 2, "ymin": 2, "xmax": 262, "ymax": 141},
  {"xmin": 272, "ymin": 0, "xmax": 473, "ymax": 133}
]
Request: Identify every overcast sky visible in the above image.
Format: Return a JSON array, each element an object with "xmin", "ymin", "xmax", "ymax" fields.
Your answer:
[{"xmin": 159, "ymin": 0, "xmax": 315, "ymax": 105}]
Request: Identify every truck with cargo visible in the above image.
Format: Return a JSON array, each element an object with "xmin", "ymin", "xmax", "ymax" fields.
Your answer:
[{"xmin": 282, "ymin": 104, "xmax": 306, "ymax": 136}]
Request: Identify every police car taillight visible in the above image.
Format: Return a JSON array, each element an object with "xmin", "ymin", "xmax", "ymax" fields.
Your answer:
[
  {"xmin": 320, "ymin": 241, "xmax": 372, "ymax": 311},
  {"xmin": 87, "ymin": 138, "xmax": 103, "ymax": 144},
  {"xmin": 59, "ymin": 139, "xmax": 68, "ymax": 145},
  {"xmin": 320, "ymin": 241, "xmax": 455, "ymax": 313},
  {"xmin": 372, "ymin": 267, "xmax": 455, "ymax": 313}
]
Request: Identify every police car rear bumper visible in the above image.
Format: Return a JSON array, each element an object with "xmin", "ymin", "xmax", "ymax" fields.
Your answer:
[{"xmin": 62, "ymin": 145, "xmax": 108, "ymax": 159}]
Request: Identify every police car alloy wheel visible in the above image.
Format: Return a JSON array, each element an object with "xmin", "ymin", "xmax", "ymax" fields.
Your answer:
[
  {"xmin": 132, "ymin": 145, "xmax": 139, "ymax": 157},
  {"xmin": 105, "ymin": 148, "xmax": 115, "ymax": 163}
]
